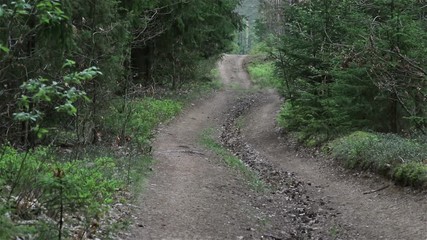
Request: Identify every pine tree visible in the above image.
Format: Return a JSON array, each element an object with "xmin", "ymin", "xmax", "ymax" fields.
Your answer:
[{"xmin": 263, "ymin": 0, "xmax": 427, "ymax": 139}]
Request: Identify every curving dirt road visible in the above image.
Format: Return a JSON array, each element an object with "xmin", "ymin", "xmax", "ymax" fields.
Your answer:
[
  {"xmin": 241, "ymin": 94, "xmax": 427, "ymax": 240},
  {"xmin": 125, "ymin": 55, "xmax": 427, "ymax": 240}
]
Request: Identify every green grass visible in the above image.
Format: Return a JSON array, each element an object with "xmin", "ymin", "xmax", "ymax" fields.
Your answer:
[
  {"xmin": 247, "ymin": 59, "xmax": 281, "ymax": 89},
  {"xmin": 200, "ymin": 128, "xmax": 266, "ymax": 192},
  {"xmin": 327, "ymin": 131, "xmax": 427, "ymax": 188},
  {"xmin": 103, "ymin": 97, "xmax": 183, "ymax": 148}
]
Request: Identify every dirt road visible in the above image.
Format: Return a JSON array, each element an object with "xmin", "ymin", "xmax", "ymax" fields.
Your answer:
[{"xmin": 125, "ymin": 55, "xmax": 427, "ymax": 240}]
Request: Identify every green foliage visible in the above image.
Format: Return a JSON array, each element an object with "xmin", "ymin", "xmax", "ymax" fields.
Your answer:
[
  {"xmin": 0, "ymin": 146, "xmax": 123, "ymax": 239},
  {"xmin": 249, "ymin": 41, "xmax": 271, "ymax": 55},
  {"xmin": 327, "ymin": 131, "xmax": 380, "ymax": 169},
  {"xmin": 0, "ymin": 206, "xmax": 35, "ymax": 239},
  {"xmin": 393, "ymin": 162, "xmax": 427, "ymax": 188},
  {"xmin": 261, "ymin": 0, "xmax": 427, "ymax": 138},
  {"xmin": 278, "ymin": 97, "xmax": 334, "ymax": 146},
  {"xmin": 36, "ymin": 0, "xmax": 68, "ymax": 25},
  {"xmin": 41, "ymin": 157, "xmax": 120, "ymax": 214},
  {"xmin": 15, "ymin": 63, "xmax": 99, "ymax": 119},
  {"xmin": 0, "ymin": 0, "xmax": 239, "ymax": 237},
  {"xmin": 10, "ymin": 62, "xmax": 100, "ymax": 145},
  {"xmin": 328, "ymin": 131, "xmax": 427, "ymax": 187},
  {"xmin": 0, "ymin": 147, "xmax": 52, "ymax": 194},
  {"xmin": 104, "ymin": 98, "xmax": 182, "ymax": 147},
  {"xmin": 254, "ymin": 0, "xmax": 427, "ymax": 189},
  {"xmin": 177, "ymin": 57, "xmax": 224, "ymax": 95},
  {"xmin": 0, "ymin": 43, "xmax": 8, "ymax": 53},
  {"xmin": 129, "ymin": 0, "xmax": 242, "ymax": 88},
  {"xmin": 1, "ymin": 0, "xmax": 241, "ymax": 144},
  {"xmin": 247, "ymin": 59, "xmax": 281, "ymax": 89}
]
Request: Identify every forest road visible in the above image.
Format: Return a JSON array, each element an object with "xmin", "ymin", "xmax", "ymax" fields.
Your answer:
[{"xmin": 125, "ymin": 55, "xmax": 427, "ymax": 240}]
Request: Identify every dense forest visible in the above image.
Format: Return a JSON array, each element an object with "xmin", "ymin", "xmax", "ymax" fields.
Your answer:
[
  {"xmin": 236, "ymin": 0, "xmax": 260, "ymax": 53},
  {"xmin": 259, "ymin": 0, "xmax": 427, "ymax": 135},
  {"xmin": 0, "ymin": 0, "xmax": 241, "ymax": 239},
  {"xmin": 0, "ymin": 0, "xmax": 241, "ymax": 146},
  {"xmin": 251, "ymin": 0, "xmax": 427, "ymax": 187},
  {"xmin": 1, "ymin": 0, "xmax": 427, "ymax": 238}
]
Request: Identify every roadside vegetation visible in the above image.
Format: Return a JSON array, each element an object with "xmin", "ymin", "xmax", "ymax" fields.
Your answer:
[
  {"xmin": 248, "ymin": 0, "xmax": 427, "ymax": 188},
  {"xmin": 247, "ymin": 59, "xmax": 281, "ymax": 89},
  {"xmin": 328, "ymin": 131, "xmax": 427, "ymax": 188},
  {"xmin": 0, "ymin": 69, "xmax": 221, "ymax": 239},
  {"xmin": 0, "ymin": 0, "xmax": 240, "ymax": 239}
]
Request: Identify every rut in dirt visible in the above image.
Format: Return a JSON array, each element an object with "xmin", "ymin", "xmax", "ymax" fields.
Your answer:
[{"xmin": 124, "ymin": 55, "xmax": 427, "ymax": 240}]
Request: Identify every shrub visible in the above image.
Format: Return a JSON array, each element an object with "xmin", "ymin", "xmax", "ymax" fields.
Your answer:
[
  {"xmin": 327, "ymin": 131, "xmax": 379, "ymax": 169},
  {"xmin": 0, "ymin": 146, "xmax": 122, "ymax": 239},
  {"xmin": 278, "ymin": 101, "xmax": 333, "ymax": 146},
  {"xmin": 247, "ymin": 60, "xmax": 281, "ymax": 89},
  {"xmin": 104, "ymin": 98, "xmax": 182, "ymax": 147},
  {"xmin": 40, "ymin": 156, "xmax": 121, "ymax": 216},
  {"xmin": 249, "ymin": 42, "xmax": 271, "ymax": 55},
  {"xmin": 328, "ymin": 131, "xmax": 427, "ymax": 187},
  {"xmin": 393, "ymin": 162, "xmax": 427, "ymax": 187}
]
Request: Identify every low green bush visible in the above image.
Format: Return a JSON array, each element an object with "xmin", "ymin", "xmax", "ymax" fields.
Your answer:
[
  {"xmin": 0, "ymin": 211, "xmax": 32, "ymax": 240},
  {"xmin": 0, "ymin": 146, "xmax": 122, "ymax": 239},
  {"xmin": 278, "ymin": 101, "xmax": 332, "ymax": 147},
  {"xmin": 247, "ymin": 60, "xmax": 281, "ymax": 89},
  {"xmin": 104, "ymin": 98, "xmax": 182, "ymax": 147},
  {"xmin": 249, "ymin": 42, "xmax": 272, "ymax": 55},
  {"xmin": 328, "ymin": 131, "xmax": 427, "ymax": 187},
  {"xmin": 393, "ymin": 162, "xmax": 427, "ymax": 188}
]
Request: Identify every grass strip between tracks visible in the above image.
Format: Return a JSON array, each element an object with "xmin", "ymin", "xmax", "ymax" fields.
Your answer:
[{"xmin": 201, "ymin": 128, "xmax": 266, "ymax": 192}]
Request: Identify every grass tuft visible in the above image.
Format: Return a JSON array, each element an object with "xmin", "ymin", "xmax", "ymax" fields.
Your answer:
[
  {"xmin": 247, "ymin": 59, "xmax": 281, "ymax": 89},
  {"xmin": 200, "ymin": 128, "xmax": 266, "ymax": 191}
]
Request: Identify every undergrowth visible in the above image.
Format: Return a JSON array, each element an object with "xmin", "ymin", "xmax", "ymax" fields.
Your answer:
[
  {"xmin": 104, "ymin": 98, "xmax": 183, "ymax": 148},
  {"xmin": 0, "ymin": 97, "xmax": 184, "ymax": 239},
  {"xmin": 247, "ymin": 57, "xmax": 281, "ymax": 89},
  {"xmin": 277, "ymin": 101, "xmax": 333, "ymax": 148},
  {"xmin": 0, "ymin": 67, "xmax": 223, "ymax": 238},
  {"xmin": 327, "ymin": 131, "xmax": 427, "ymax": 188},
  {"xmin": 0, "ymin": 147, "xmax": 122, "ymax": 239},
  {"xmin": 200, "ymin": 128, "xmax": 265, "ymax": 192}
]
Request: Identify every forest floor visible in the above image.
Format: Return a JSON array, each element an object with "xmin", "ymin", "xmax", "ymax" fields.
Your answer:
[{"xmin": 123, "ymin": 55, "xmax": 427, "ymax": 240}]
